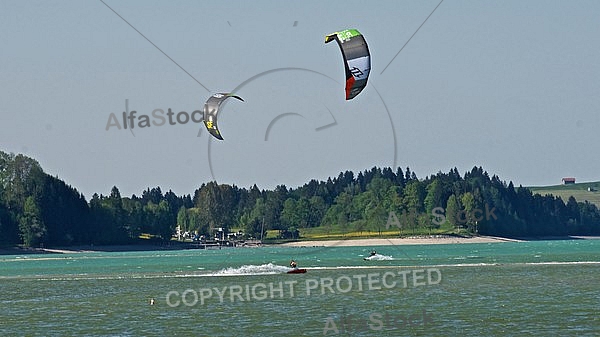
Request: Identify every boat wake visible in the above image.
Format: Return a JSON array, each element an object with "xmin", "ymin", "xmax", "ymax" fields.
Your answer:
[
  {"xmin": 212, "ymin": 263, "xmax": 292, "ymax": 276},
  {"xmin": 363, "ymin": 254, "xmax": 394, "ymax": 261}
]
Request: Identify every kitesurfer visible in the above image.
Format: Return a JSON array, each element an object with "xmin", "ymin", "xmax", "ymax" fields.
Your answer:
[{"xmin": 290, "ymin": 260, "xmax": 298, "ymax": 269}]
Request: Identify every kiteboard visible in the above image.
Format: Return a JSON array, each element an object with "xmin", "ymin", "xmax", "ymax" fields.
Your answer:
[{"xmin": 287, "ymin": 268, "xmax": 307, "ymax": 274}]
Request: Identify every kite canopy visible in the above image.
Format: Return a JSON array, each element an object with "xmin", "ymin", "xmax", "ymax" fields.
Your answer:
[
  {"xmin": 325, "ymin": 29, "xmax": 371, "ymax": 100},
  {"xmin": 203, "ymin": 93, "xmax": 244, "ymax": 140}
]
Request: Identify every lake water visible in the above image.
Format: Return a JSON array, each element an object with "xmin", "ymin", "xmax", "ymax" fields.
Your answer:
[{"xmin": 1, "ymin": 239, "xmax": 599, "ymax": 336}]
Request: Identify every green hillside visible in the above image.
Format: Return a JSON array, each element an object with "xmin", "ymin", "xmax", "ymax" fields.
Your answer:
[{"xmin": 529, "ymin": 181, "xmax": 600, "ymax": 208}]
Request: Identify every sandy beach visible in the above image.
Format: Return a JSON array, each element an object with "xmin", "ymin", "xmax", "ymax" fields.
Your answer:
[{"xmin": 279, "ymin": 235, "xmax": 524, "ymax": 247}]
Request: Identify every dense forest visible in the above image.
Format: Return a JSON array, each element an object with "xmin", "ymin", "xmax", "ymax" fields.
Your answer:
[{"xmin": 1, "ymin": 150, "xmax": 599, "ymax": 247}]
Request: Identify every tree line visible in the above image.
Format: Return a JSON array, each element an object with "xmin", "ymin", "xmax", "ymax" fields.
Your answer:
[{"xmin": 1, "ymin": 150, "xmax": 599, "ymax": 247}]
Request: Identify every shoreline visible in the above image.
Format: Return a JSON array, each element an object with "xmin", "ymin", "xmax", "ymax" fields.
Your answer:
[
  {"xmin": 280, "ymin": 235, "xmax": 600, "ymax": 248},
  {"xmin": 278, "ymin": 235, "xmax": 524, "ymax": 247},
  {"xmin": 0, "ymin": 243, "xmax": 193, "ymax": 255},
  {"xmin": 1, "ymin": 236, "xmax": 599, "ymax": 255}
]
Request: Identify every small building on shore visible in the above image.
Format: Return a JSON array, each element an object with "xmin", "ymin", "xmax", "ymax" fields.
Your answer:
[{"xmin": 562, "ymin": 177, "xmax": 576, "ymax": 185}]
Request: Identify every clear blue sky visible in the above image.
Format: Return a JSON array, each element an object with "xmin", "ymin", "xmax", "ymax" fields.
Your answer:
[{"xmin": 1, "ymin": 0, "xmax": 599, "ymax": 199}]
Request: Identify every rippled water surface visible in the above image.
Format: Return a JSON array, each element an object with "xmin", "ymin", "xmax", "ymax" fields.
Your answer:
[{"xmin": 1, "ymin": 239, "xmax": 599, "ymax": 336}]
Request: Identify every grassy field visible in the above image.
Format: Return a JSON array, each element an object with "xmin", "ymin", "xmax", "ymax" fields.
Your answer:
[
  {"xmin": 260, "ymin": 221, "xmax": 460, "ymax": 243},
  {"xmin": 528, "ymin": 181, "xmax": 600, "ymax": 208},
  {"xmin": 298, "ymin": 223, "xmax": 456, "ymax": 239}
]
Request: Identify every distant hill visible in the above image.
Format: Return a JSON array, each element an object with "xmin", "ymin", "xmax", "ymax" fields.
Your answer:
[{"xmin": 529, "ymin": 181, "xmax": 600, "ymax": 208}]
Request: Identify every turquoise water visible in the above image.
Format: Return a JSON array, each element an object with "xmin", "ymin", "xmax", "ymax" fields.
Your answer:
[{"xmin": 1, "ymin": 240, "xmax": 599, "ymax": 336}]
